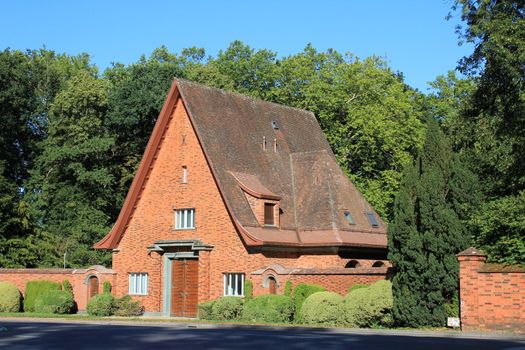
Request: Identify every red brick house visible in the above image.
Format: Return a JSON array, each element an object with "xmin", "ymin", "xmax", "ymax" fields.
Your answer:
[{"xmin": 94, "ymin": 79, "xmax": 389, "ymax": 317}]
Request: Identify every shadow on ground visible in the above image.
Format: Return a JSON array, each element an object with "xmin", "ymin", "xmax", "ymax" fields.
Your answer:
[{"xmin": 0, "ymin": 320, "xmax": 523, "ymax": 350}]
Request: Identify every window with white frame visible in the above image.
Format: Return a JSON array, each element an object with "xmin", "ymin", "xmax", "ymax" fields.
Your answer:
[
  {"xmin": 175, "ymin": 208, "xmax": 195, "ymax": 229},
  {"xmin": 223, "ymin": 273, "xmax": 245, "ymax": 296},
  {"xmin": 128, "ymin": 273, "xmax": 148, "ymax": 295}
]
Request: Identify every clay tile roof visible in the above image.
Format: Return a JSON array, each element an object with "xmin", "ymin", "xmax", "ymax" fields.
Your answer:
[{"xmin": 95, "ymin": 79, "xmax": 387, "ymax": 250}]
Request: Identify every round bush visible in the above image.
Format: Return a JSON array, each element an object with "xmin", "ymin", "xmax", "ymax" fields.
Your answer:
[
  {"xmin": 0, "ymin": 282, "xmax": 21, "ymax": 312},
  {"xmin": 34, "ymin": 290, "xmax": 74, "ymax": 314},
  {"xmin": 300, "ymin": 291, "xmax": 344, "ymax": 326},
  {"xmin": 344, "ymin": 280, "xmax": 393, "ymax": 328},
  {"xmin": 198, "ymin": 300, "xmax": 216, "ymax": 320},
  {"xmin": 292, "ymin": 283, "xmax": 325, "ymax": 321},
  {"xmin": 114, "ymin": 295, "xmax": 144, "ymax": 317},
  {"xmin": 211, "ymin": 297, "xmax": 243, "ymax": 321},
  {"xmin": 243, "ymin": 295, "xmax": 293, "ymax": 323},
  {"xmin": 87, "ymin": 293, "xmax": 116, "ymax": 316}
]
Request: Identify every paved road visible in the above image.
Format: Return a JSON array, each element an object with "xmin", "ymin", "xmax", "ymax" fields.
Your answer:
[{"xmin": 0, "ymin": 319, "xmax": 524, "ymax": 350}]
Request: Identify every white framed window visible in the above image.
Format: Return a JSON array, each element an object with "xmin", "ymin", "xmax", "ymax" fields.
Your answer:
[
  {"xmin": 223, "ymin": 273, "xmax": 245, "ymax": 296},
  {"xmin": 223, "ymin": 273, "xmax": 244, "ymax": 297},
  {"xmin": 175, "ymin": 208, "xmax": 195, "ymax": 229},
  {"xmin": 128, "ymin": 273, "xmax": 148, "ymax": 295}
]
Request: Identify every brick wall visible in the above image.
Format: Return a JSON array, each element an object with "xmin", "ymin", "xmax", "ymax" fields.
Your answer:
[
  {"xmin": 111, "ymin": 96, "xmax": 389, "ymax": 313},
  {"xmin": 0, "ymin": 266, "xmax": 116, "ymax": 311},
  {"xmin": 458, "ymin": 247, "xmax": 525, "ymax": 332}
]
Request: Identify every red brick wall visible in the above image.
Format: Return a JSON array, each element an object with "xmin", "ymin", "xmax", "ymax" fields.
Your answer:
[
  {"xmin": 112, "ymin": 96, "xmax": 388, "ymax": 313},
  {"xmin": 0, "ymin": 267, "xmax": 116, "ymax": 311},
  {"xmin": 458, "ymin": 250, "xmax": 525, "ymax": 332}
]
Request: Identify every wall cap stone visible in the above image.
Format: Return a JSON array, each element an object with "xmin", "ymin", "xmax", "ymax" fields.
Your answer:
[{"xmin": 457, "ymin": 247, "xmax": 487, "ymax": 258}]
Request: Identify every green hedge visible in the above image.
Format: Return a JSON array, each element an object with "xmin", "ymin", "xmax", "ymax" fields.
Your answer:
[
  {"xmin": 114, "ymin": 295, "xmax": 144, "ymax": 316},
  {"xmin": 24, "ymin": 281, "xmax": 61, "ymax": 312},
  {"xmin": 300, "ymin": 291, "xmax": 344, "ymax": 326},
  {"xmin": 344, "ymin": 280, "xmax": 393, "ymax": 328},
  {"xmin": 244, "ymin": 280, "xmax": 253, "ymax": 302},
  {"xmin": 348, "ymin": 284, "xmax": 369, "ymax": 294},
  {"xmin": 87, "ymin": 293, "xmax": 116, "ymax": 316},
  {"xmin": 0, "ymin": 282, "xmax": 21, "ymax": 312},
  {"xmin": 243, "ymin": 295, "xmax": 293, "ymax": 323},
  {"xmin": 198, "ymin": 300, "xmax": 216, "ymax": 320},
  {"xmin": 211, "ymin": 297, "xmax": 243, "ymax": 321},
  {"xmin": 284, "ymin": 280, "xmax": 292, "ymax": 297},
  {"xmin": 34, "ymin": 290, "xmax": 74, "ymax": 314},
  {"xmin": 292, "ymin": 283, "xmax": 325, "ymax": 321}
]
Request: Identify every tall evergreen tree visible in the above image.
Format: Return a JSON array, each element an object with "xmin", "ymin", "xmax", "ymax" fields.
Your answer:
[{"xmin": 388, "ymin": 121, "xmax": 479, "ymax": 327}]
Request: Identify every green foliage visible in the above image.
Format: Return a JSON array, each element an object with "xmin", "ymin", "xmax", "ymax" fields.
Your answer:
[
  {"xmin": 0, "ymin": 282, "xmax": 21, "ymax": 312},
  {"xmin": 444, "ymin": 292, "xmax": 459, "ymax": 318},
  {"xmin": 243, "ymin": 279, "xmax": 253, "ymax": 302},
  {"xmin": 211, "ymin": 296, "xmax": 244, "ymax": 321},
  {"xmin": 283, "ymin": 280, "xmax": 292, "ymax": 297},
  {"xmin": 348, "ymin": 284, "xmax": 369, "ymax": 294},
  {"xmin": 388, "ymin": 121, "xmax": 479, "ymax": 327},
  {"xmin": 300, "ymin": 292, "xmax": 344, "ymax": 326},
  {"xmin": 449, "ymin": 1, "xmax": 525, "ymax": 263},
  {"xmin": 292, "ymin": 283, "xmax": 326, "ymax": 321},
  {"xmin": 24, "ymin": 281, "xmax": 61, "ymax": 312},
  {"xmin": 62, "ymin": 280, "xmax": 73, "ymax": 295},
  {"xmin": 114, "ymin": 295, "xmax": 144, "ymax": 317},
  {"xmin": 344, "ymin": 280, "xmax": 394, "ymax": 328},
  {"xmin": 34, "ymin": 290, "xmax": 75, "ymax": 314},
  {"xmin": 103, "ymin": 281, "xmax": 112, "ymax": 294},
  {"xmin": 197, "ymin": 300, "xmax": 216, "ymax": 320},
  {"xmin": 243, "ymin": 295, "xmax": 294, "ymax": 324},
  {"xmin": 87, "ymin": 293, "xmax": 116, "ymax": 316},
  {"xmin": 469, "ymin": 191, "xmax": 525, "ymax": 264}
]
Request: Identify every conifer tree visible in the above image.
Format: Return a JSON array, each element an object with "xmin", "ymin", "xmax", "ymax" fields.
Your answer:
[{"xmin": 388, "ymin": 120, "xmax": 479, "ymax": 327}]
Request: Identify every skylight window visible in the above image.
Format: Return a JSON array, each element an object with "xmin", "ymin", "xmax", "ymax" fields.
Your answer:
[
  {"xmin": 365, "ymin": 211, "xmax": 379, "ymax": 227},
  {"xmin": 344, "ymin": 211, "xmax": 355, "ymax": 225}
]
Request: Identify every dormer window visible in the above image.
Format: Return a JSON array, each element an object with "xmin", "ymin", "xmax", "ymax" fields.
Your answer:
[{"xmin": 264, "ymin": 203, "xmax": 275, "ymax": 226}]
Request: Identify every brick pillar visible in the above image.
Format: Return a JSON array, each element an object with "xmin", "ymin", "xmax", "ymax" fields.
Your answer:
[
  {"xmin": 198, "ymin": 250, "xmax": 211, "ymax": 303},
  {"xmin": 457, "ymin": 247, "xmax": 487, "ymax": 331}
]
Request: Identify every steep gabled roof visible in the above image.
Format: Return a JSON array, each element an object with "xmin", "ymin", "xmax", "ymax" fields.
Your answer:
[{"xmin": 95, "ymin": 79, "xmax": 387, "ymax": 250}]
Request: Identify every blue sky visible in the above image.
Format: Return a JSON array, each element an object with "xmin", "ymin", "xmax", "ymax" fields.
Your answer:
[{"xmin": 1, "ymin": 0, "xmax": 471, "ymax": 92}]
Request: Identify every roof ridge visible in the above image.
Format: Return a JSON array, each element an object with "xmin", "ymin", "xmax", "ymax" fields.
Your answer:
[{"xmin": 174, "ymin": 78, "xmax": 317, "ymax": 116}]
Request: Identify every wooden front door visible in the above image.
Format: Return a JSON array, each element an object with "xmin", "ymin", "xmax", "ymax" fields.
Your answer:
[
  {"xmin": 269, "ymin": 277, "xmax": 277, "ymax": 294},
  {"xmin": 88, "ymin": 276, "xmax": 99, "ymax": 299},
  {"xmin": 171, "ymin": 258, "xmax": 199, "ymax": 317}
]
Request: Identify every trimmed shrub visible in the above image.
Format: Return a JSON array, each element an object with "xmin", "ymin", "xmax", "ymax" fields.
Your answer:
[
  {"xmin": 444, "ymin": 292, "xmax": 459, "ymax": 318},
  {"xmin": 300, "ymin": 291, "xmax": 344, "ymax": 326},
  {"xmin": 198, "ymin": 300, "xmax": 216, "ymax": 320},
  {"xmin": 344, "ymin": 280, "xmax": 393, "ymax": 328},
  {"xmin": 114, "ymin": 295, "xmax": 144, "ymax": 316},
  {"xmin": 244, "ymin": 280, "xmax": 253, "ymax": 302},
  {"xmin": 284, "ymin": 280, "xmax": 292, "ymax": 297},
  {"xmin": 243, "ymin": 295, "xmax": 293, "ymax": 323},
  {"xmin": 24, "ymin": 281, "xmax": 61, "ymax": 312},
  {"xmin": 87, "ymin": 293, "xmax": 116, "ymax": 316},
  {"xmin": 103, "ymin": 281, "xmax": 112, "ymax": 293},
  {"xmin": 0, "ymin": 282, "xmax": 21, "ymax": 312},
  {"xmin": 348, "ymin": 284, "xmax": 369, "ymax": 294},
  {"xmin": 211, "ymin": 297, "xmax": 243, "ymax": 321},
  {"xmin": 62, "ymin": 280, "xmax": 73, "ymax": 295},
  {"xmin": 34, "ymin": 290, "xmax": 74, "ymax": 314},
  {"xmin": 292, "ymin": 283, "xmax": 325, "ymax": 321}
]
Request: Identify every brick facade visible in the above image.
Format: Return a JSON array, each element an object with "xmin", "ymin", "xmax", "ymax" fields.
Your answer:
[
  {"xmin": 458, "ymin": 248, "xmax": 525, "ymax": 332},
  {"xmin": 110, "ymin": 96, "xmax": 389, "ymax": 315},
  {"xmin": 0, "ymin": 266, "xmax": 116, "ymax": 311}
]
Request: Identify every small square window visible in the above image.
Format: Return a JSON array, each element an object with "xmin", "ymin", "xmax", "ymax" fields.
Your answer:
[
  {"xmin": 129, "ymin": 273, "xmax": 148, "ymax": 295},
  {"xmin": 223, "ymin": 273, "xmax": 245, "ymax": 296},
  {"xmin": 175, "ymin": 209, "xmax": 195, "ymax": 229}
]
